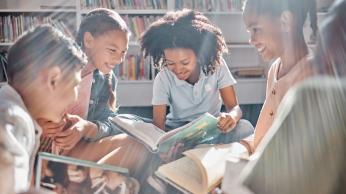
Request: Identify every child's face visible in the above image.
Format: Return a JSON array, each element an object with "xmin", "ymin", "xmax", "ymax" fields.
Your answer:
[
  {"xmin": 164, "ymin": 48, "xmax": 199, "ymax": 81},
  {"xmin": 243, "ymin": 6, "xmax": 284, "ymax": 61},
  {"xmin": 46, "ymin": 69, "xmax": 82, "ymax": 122},
  {"xmin": 85, "ymin": 30, "xmax": 129, "ymax": 74}
]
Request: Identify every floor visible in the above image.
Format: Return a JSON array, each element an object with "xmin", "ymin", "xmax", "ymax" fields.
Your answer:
[{"xmin": 118, "ymin": 104, "xmax": 262, "ymax": 127}]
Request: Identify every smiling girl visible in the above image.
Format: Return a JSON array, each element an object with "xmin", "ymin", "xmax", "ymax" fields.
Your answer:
[
  {"xmin": 242, "ymin": 0, "xmax": 318, "ymax": 152},
  {"xmin": 141, "ymin": 9, "xmax": 254, "ymax": 146}
]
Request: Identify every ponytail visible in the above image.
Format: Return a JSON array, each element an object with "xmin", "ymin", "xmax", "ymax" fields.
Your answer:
[{"xmin": 105, "ymin": 73, "xmax": 117, "ymax": 112}]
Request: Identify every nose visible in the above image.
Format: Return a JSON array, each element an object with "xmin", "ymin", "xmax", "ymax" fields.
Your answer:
[
  {"xmin": 112, "ymin": 53, "xmax": 125, "ymax": 65},
  {"xmin": 249, "ymin": 32, "xmax": 257, "ymax": 46},
  {"xmin": 173, "ymin": 64, "xmax": 184, "ymax": 74}
]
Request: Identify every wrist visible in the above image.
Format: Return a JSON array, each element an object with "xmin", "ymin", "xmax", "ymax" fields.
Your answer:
[
  {"xmin": 239, "ymin": 140, "xmax": 253, "ymax": 155},
  {"xmin": 83, "ymin": 121, "xmax": 99, "ymax": 139}
]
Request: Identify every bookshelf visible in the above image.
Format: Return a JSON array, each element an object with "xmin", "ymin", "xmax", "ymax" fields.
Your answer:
[{"xmin": 0, "ymin": 0, "xmax": 325, "ymax": 106}]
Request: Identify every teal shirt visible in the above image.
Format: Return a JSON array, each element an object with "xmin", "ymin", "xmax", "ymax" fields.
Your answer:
[{"xmin": 152, "ymin": 58, "xmax": 236, "ymax": 128}]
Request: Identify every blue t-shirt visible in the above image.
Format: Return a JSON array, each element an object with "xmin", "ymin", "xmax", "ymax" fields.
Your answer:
[{"xmin": 152, "ymin": 58, "xmax": 236, "ymax": 127}]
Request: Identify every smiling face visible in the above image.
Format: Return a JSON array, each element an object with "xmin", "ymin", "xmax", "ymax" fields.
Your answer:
[
  {"xmin": 164, "ymin": 48, "xmax": 199, "ymax": 83},
  {"xmin": 243, "ymin": 5, "xmax": 284, "ymax": 61},
  {"xmin": 50, "ymin": 70, "xmax": 82, "ymax": 121},
  {"xmin": 85, "ymin": 30, "xmax": 129, "ymax": 74}
]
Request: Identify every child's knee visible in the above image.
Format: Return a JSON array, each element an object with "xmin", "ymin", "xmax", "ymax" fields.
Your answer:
[{"xmin": 230, "ymin": 119, "xmax": 254, "ymax": 140}]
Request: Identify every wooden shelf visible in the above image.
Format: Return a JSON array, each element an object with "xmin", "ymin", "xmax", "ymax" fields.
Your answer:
[
  {"xmin": 80, "ymin": 9, "xmax": 167, "ymax": 15},
  {"xmin": 202, "ymin": 11, "xmax": 242, "ymax": 15},
  {"xmin": 0, "ymin": 9, "xmax": 76, "ymax": 13}
]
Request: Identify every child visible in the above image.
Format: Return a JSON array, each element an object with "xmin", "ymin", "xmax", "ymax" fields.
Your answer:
[
  {"xmin": 242, "ymin": 0, "xmax": 318, "ymax": 153},
  {"xmin": 38, "ymin": 8, "xmax": 146, "ymax": 193},
  {"xmin": 0, "ymin": 24, "xmax": 87, "ymax": 193},
  {"xmin": 140, "ymin": 10, "xmax": 254, "ymax": 146}
]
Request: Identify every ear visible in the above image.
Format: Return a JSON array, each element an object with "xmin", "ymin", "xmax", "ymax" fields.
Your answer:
[
  {"xmin": 44, "ymin": 66, "xmax": 62, "ymax": 92},
  {"xmin": 83, "ymin": 32, "xmax": 95, "ymax": 49},
  {"xmin": 280, "ymin": 11, "xmax": 294, "ymax": 33}
]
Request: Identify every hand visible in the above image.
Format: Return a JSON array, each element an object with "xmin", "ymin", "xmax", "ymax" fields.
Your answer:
[
  {"xmin": 53, "ymin": 114, "xmax": 89, "ymax": 150},
  {"xmin": 159, "ymin": 142, "xmax": 184, "ymax": 162},
  {"xmin": 217, "ymin": 112, "xmax": 237, "ymax": 133},
  {"xmin": 37, "ymin": 118, "xmax": 66, "ymax": 137}
]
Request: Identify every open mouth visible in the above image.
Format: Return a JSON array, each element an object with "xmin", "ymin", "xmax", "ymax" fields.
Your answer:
[
  {"xmin": 176, "ymin": 73, "xmax": 187, "ymax": 79},
  {"xmin": 257, "ymin": 46, "xmax": 266, "ymax": 53}
]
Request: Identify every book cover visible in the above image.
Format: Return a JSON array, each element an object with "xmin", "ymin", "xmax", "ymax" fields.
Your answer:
[{"xmin": 35, "ymin": 152, "xmax": 129, "ymax": 193}]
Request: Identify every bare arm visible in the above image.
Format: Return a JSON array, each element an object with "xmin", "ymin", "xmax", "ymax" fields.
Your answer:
[
  {"xmin": 218, "ymin": 86, "xmax": 243, "ymax": 131},
  {"xmin": 153, "ymin": 105, "xmax": 167, "ymax": 131}
]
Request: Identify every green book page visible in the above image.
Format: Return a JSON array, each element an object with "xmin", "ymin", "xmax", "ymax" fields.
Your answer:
[{"xmin": 158, "ymin": 113, "xmax": 219, "ymax": 153}]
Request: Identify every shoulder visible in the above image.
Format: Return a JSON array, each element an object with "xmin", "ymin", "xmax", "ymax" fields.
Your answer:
[
  {"xmin": 0, "ymin": 84, "xmax": 35, "ymax": 135},
  {"xmin": 267, "ymin": 58, "xmax": 281, "ymax": 79},
  {"xmin": 216, "ymin": 57, "xmax": 230, "ymax": 71},
  {"xmin": 154, "ymin": 68, "xmax": 175, "ymax": 85}
]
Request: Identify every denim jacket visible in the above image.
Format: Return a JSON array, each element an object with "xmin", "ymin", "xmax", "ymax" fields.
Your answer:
[{"xmin": 86, "ymin": 70, "xmax": 122, "ymax": 141}]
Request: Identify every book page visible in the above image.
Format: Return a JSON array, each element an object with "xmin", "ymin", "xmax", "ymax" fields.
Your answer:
[
  {"xmin": 110, "ymin": 117, "xmax": 165, "ymax": 151},
  {"xmin": 184, "ymin": 143, "xmax": 249, "ymax": 192},
  {"xmin": 158, "ymin": 113, "xmax": 219, "ymax": 153},
  {"xmin": 156, "ymin": 157, "xmax": 206, "ymax": 194}
]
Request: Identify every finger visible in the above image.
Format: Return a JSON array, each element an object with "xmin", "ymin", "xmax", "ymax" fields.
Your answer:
[
  {"xmin": 222, "ymin": 119, "xmax": 235, "ymax": 133},
  {"xmin": 55, "ymin": 129, "xmax": 74, "ymax": 138},
  {"xmin": 54, "ymin": 131, "xmax": 74, "ymax": 144},
  {"xmin": 65, "ymin": 114, "xmax": 80, "ymax": 123},
  {"xmin": 55, "ymin": 136, "xmax": 74, "ymax": 150},
  {"xmin": 217, "ymin": 117, "xmax": 227, "ymax": 128},
  {"xmin": 218, "ymin": 119, "xmax": 229, "ymax": 130},
  {"xmin": 42, "ymin": 119, "xmax": 66, "ymax": 129}
]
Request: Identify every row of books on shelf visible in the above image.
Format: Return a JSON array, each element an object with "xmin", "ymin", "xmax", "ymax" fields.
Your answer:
[
  {"xmin": 122, "ymin": 15, "xmax": 160, "ymax": 41},
  {"xmin": 114, "ymin": 54, "xmax": 157, "ymax": 80},
  {"xmin": 0, "ymin": 15, "xmax": 73, "ymax": 43},
  {"xmin": 175, "ymin": 0, "xmax": 244, "ymax": 12},
  {"xmin": 80, "ymin": 0, "xmax": 244, "ymax": 12},
  {"xmin": 80, "ymin": 0, "xmax": 167, "ymax": 10}
]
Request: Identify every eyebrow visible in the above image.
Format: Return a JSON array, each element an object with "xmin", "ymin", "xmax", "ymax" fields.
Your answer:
[
  {"xmin": 246, "ymin": 22, "xmax": 257, "ymax": 29},
  {"xmin": 108, "ymin": 43, "xmax": 119, "ymax": 49},
  {"xmin": 165, "ymin": 57, "xmax": 190, "ymax": 63}
]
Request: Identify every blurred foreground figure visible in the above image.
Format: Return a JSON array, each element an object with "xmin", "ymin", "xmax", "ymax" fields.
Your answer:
[{"xmin": 241, "ymin": 77, "xmax": 346, "ymax": 194}]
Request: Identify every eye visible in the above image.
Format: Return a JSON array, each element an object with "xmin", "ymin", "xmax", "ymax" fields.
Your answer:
[
  {"xmin": 253, "ymin": 27, "xmax": 261, "ymax": 34},
  {"xmin": 108, "ymin": 48, "xmax": 116, "ymax": 53}
]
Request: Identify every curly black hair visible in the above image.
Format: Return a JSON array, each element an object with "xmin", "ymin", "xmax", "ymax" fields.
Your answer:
[{"xmin": 140, "ymin": 9, "xmax": 227, "ymax": 75}]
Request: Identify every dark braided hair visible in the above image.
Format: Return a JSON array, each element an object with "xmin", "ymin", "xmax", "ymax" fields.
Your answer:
[
  {"xmin": 76, "ymin": 8, "xmax": 130, "ymax": 48},
  {"xmin": 244, "ymin": 0, "xmax": 318, "ymax": 38},
  {"xmin": 140, "ymin": 9, "xmax": 227, "ymax": 75},
  {"xmin": 76, "ymin": 8, "xmax": 129, "ymax": 112}
]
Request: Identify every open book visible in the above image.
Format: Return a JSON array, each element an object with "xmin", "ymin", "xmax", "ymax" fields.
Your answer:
[
  {"xmin": 110, "ymin": 113, "xmax": 219, "ymax": 153},
  {"xmin": 155, "ymin": 143, "xmax": 249, "ymax": 194},
  {"xmin": 35, "ymin": 152, "xmax": 129, "ymax": 193}
]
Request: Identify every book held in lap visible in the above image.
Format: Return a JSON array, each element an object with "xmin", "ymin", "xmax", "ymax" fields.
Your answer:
[
  {"xmin": 110, "ymin": 112, "xmax": 220, "ymax": 153},
  {"xmin": 155, "ymin": 143, "xmax": 249, "ymax": 194}
]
